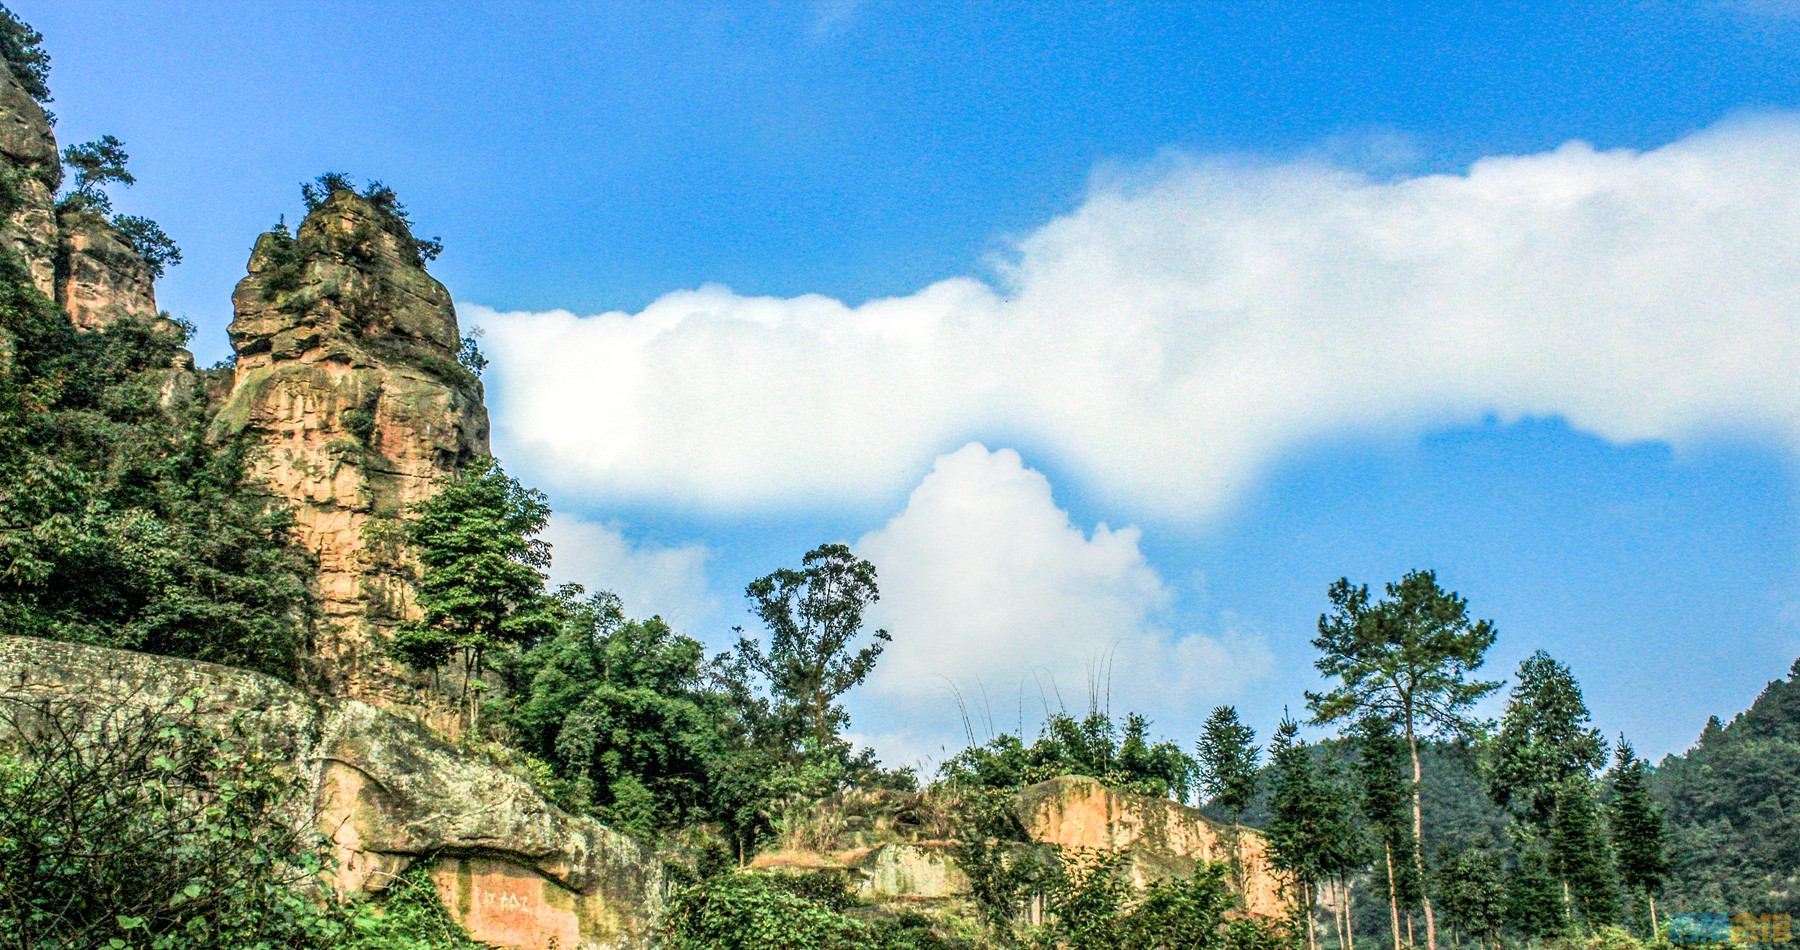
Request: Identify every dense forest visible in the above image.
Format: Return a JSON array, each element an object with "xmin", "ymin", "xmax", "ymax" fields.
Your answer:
[{"xmin": 0, "ymin": 6, "xmax": 1795, "ymax": 950}]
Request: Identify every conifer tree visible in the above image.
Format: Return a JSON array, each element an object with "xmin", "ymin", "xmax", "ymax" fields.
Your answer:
[
  {"xmin": 1606, "ymin": 738, "xmax": 1669, "ymax": 936},
  {"xmin": 1352, "ymin": 715, "xmax": 1418, "ymax": 950},
  {"xmin": 1196, "ymin": 705, "xmax": 1260, "ymax": 884},
  {"xmin": 1488, "ymin": 650, "xmax": 1608, "ymax": 826},
  {"xmin": 1306, "ymin": 570, "xmax": 1501, "ymax": 950},
  {"xmin": 1436, "ymin": 842, "xmax": 1507, "ymax": 950},
  {"xmin": 1550, "ymin": 775, "xmax": 1620, "ymax": 928}
]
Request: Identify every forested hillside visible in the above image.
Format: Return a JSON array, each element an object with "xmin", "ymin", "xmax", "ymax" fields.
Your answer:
[{"xmin": 1654, "ymin": 661, "xmax": 1800, "ymax": 916}]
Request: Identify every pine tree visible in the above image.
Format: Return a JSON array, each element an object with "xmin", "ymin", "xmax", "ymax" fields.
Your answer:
[
  {"xmin": 1196, "ymin": 705, "xmax": 1260, "ymax": 885},
  {"xmin": 1306, "ymin": 571, "xmax": 1502, "ymax": 950},
  {"xmin": 1551, "ymin": 775, "xmax": 1620, "ymax": 929},
  {"xmin": 1606, "ymin": 738, "xmax": 1669, "ymax": 936},
  {"xmin": 1268, "ymin": 718, "xmax": 1326, "ymax": 950},
  {"xmin": 1353, "ymin": 715, "xmax": 1417, "ymax": 950},
  {"xmin": 1488, "ymin": 650, "xmax": 1608, "ymax": 827}
]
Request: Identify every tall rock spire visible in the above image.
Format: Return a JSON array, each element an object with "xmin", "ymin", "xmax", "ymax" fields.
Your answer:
[
  {"xmin": 0, "ymin": 64, "xmax": 59, "ymax": 298},
  {"xmin": 213, "ymin": 187, "xmax": 489, "ymax": 701}
]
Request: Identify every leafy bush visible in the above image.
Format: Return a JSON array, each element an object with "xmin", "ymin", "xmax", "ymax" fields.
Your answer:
[
  {"xmin": 0, "ymin": 691, "xmax": 336, "ymax": 949},
  {"xmin": 940, "ymin": 710, "xmax": 1197, "ymax": 801},
  {"xmin": 300, "ymin": 174, "xmax": 442, "ymax": 268},
  {"xmin": 111, "ymin": 214, "xmax": 182, "ymax": 278}
]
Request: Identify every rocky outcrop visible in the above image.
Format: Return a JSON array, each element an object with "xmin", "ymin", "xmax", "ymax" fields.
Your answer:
[
  {"xmin": 0, "ymin": 635, "xmax": 664, "ymax": 950},
  {"xmin": 0, "ymin": 66, "xmax": 59, "ymax": 298},
  {"xmin": 749, "ymin": 778, "xmax": 1289, "ymax": 919},
  {"xmin": 1017, "ymin": 775, "xmax": 1286, "ymax": 916},
  {"xmin": 53, "ymin": 206, "xmax": 158, "ymax": 328},
  {"xmin": 210, "ymin": 191, "xmax": 489, "ymax": 702}
]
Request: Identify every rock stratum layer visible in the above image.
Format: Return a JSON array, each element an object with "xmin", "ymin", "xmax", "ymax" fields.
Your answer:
[
  {"xmin": 750, "ymin": 777, "xmax": 1289, "ymax": 919},
  {"xmin": 0, "ymin": 636, "xmax": 664, "ymax": 950},
  {"xmin": 211, "ymin": 192, "xmax": 489, "ymax": 702}
]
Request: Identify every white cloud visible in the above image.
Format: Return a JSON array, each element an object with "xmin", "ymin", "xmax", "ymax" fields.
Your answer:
[
  {"xmin": 540, "ymin": 515, "xmax": 716, "ymax": 629},
  {"xmin": 474, "ymin": 114, "xmax": 1800, "ymax": 521},
  {"xmin": 848, "ymin": 443, "xmax": 1272, "ymax": 762}
]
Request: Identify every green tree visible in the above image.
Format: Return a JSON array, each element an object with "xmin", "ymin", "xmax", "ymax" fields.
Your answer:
[
  {"xmin": 0, "ymin": 5, "xmax": 49, "ymax": 104},
  {"xmin": 1506, "ymin": 835, "xmax": 1567, "ymax": 940},
  {"xmin": 110, "ymin": 214, "xmax": 182, "ymax": 278},
  {"xmin": 1196, "ymin": 705, "xmax": 1260, "ymax": 884},
  {"xmin": 1267, "ymin": 717, "xmax": 1362, "ymax": 950},
  {"xmin": 1434, "ymin": 841, "xmax": 1507, "ymax": 950},
  {"xmin": 736, "ymin": 542, "xmax": 890, "ymax": 763},
  {"xmin": 1606, "ymin": 739, "xmax": 1669, "ymax": 936},
  {"xmin": 60, "ymin": 135, "xmax": 133, "ymax": 213},
  {"xmin": 1550, "ymin": 775, "xmax": 1620, "ymax": 928},
  {"xmin": 1487, "ymin": 650, "xmax": 1608, "ymax": 827},
  {"xmin": 1305, "ymin": 570, "xmax": 1502, "ymax": 950},
  {"xmin": 1352, "ymin": 715, "xmax": 1420, "ymax": 950},
  {"xmin": 392, "ymin": 458, "xmax": 555, "ymax": 729}
]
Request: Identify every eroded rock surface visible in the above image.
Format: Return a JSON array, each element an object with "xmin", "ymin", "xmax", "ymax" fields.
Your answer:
[
  {"xmin": 0, "ymin": 636, "xmax": 664, "ymax": 950},
  {"xmin": 0, "ymin": 66, "xmax": 58, "ymax": 298},
  {"xmin": 1017, "ymin": 775, "xmax": 1286, "ymax": 916},
  {"xmin": 211, "ymin": 191, "xmax": 489, "ymax": 701},
  {"xmin": 54, "ymin": 206, "xmax": 158, "ymax": 328}
]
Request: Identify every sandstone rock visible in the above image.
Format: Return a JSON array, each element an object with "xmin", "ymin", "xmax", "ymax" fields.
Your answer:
[
  {"xmin": 53, "ymin": 207, "xmax": 159, "ymax": 329},
  {"xmin": 0, "ymin": 635, "xmax": 664, "ymax": 949},
  {"xmin": 211, "ymin": 190, "xmax": 489, "ymax": 702},
  {"xmin": 1015, "ymin": 775, "xmax": 1286, "ymax": 916},
  {"xmin": 0, "ymin": 66, "xmax": 59, "ymax": 298}
]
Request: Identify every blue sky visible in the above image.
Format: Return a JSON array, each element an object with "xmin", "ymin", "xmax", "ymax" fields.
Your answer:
[{"xmin": 25, "ymin": 1, "xmax": 1800, "ymax": 767}]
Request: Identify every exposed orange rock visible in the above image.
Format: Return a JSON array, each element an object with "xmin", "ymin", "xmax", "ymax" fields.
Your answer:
[
  {"xmin": 1016, "ymin": 775, "xmax": 1287, "ymax": 916},
  {"xmin": 211, "ymin": 190, "xmax": 489, "ymax": 703},
  {"xmin": 53, "ymin": 207, "xmax": 160, "ymax": 329}
]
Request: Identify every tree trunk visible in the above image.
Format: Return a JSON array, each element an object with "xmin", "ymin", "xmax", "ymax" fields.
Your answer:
[
  {"xmin": 1333, "ymin": 879, "xmax": 1348, "ymax": 950},
  {"xmin": 1386, "ymin": 841, "xmax": 1403, "ymax": 950},
  {"xmin": 1346, "ymin": 877, "xmax": 1356, "ymax": 950},
  {"xmin": 1405, "ymin": 723, "xmax": 1438, "ymax": 950},
  {"xmin": 1648, "ymin": 893, "xmax": 1659, "ymax": 938},
  {"xmin": 1307, "ymin": 883, "xmax": 1318, "ymax": 950},
  {"xmin": 1407, "ymin": 913, "xmax": 1415, "ymax": 948}
]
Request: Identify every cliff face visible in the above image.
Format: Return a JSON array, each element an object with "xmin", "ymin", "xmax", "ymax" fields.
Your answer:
[
  {"xmin": 211, "ymin": 190, "xmax": 489, "ymax": 701},
  {"xmin": 0, "ymin": 636, "xmax": 665, "ymax": 950},
  {"xmin": 54, "ymin": 206, "xmax": 159, "ymax": 328},
  {"xmin": 0, "ymin": 67, "xmax": 58, "ymax": 298},
  {"xmin": 0, "ymin": 64, "xmax": 165, "ymax": 332}
]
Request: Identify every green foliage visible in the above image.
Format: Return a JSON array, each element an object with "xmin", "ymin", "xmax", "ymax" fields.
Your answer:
[
  {"xmin": 1550, "ymin": 776, "xmax": 1620, "ymax": 927},
  {"xmin": 392, "ymin": 457, "xmax": 554, "ymax": 725},
  {"xmin": 300, "ymin": 174, "xmax": 443, "ymax": 268},
  {"xmin": 1027, "ymin": 850, "xmax": 1290, "ymax": 950},
  {"xmin": 60, "ymin": 135, "xmax": 133, "ymax": 214},
  {"xmin": 939, "ymin": 709, "xmax": 1196, "ymax": 801},
  {"xmin": 1488, "ymin": 650, "xmax": 1608, "ymax": 828},
  {"xmin": 0, "ymin": 251, "xmax": 316, "ymax": 678},
  {"xmin": 1435, "ymin": 841, "xmax": 1508, "ymax": 950},
  {"xmin": 496, "ymin": 589, "xmax": 743, "ymax": 837},
  {"xmin": 738, "ymin": 542, "xmax": 890, "ymax": 761},
  {"xmin": 1351, "ymin": 715, "xmax": 1423, "ymax": 910},
  {"xmin": 456, "ymin": 328, "xmax": 487, "ymax": 377},
  {"xmin": 0, "ymin": 693, "xmax": 338, "ymax": 950},
  {"xmin": 1196, "ymin": 705, "xmax": 1260, "ymax": 820},
  {"xmin": 1264, "ymin": 719, "xmax": 1363, "ymax": 897},
  {"xmin": 1652, "ymin": 660, "xmax": 1800, "ymax": 917},
  {"xmin": 1505, "ymin": 834, "xmax": 1566, "ymax": 939},
  {"xmin": 334, "ymin": 865, "xmax": 485, "ymax": 950},
  {"xmin": 1606, "ymin": 739, "xmax": 1669, "ymax": 928},
  {"xmin": 0, "ymin": 5, "xmax": 49, "ymax": 104},
  {"xmin": 659, "ymin": 873, "xmax": 876, "ymax": 950},
  {"xmin": 111, "ymin": 214, "xmax": 182, "ymax": 278}
]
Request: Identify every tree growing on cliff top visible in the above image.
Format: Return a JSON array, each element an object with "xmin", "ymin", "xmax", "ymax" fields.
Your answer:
[
  {"xmin": 1305, "ymin": 570, "xmax": 1501, "ymax": 950},
  {"xmin": 393, "ymin": 458, "xmax": 556, "ymax": 730},
  {"xmin": 0, "ymin": 5, "xmax": 49, "ymax": 104}
]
